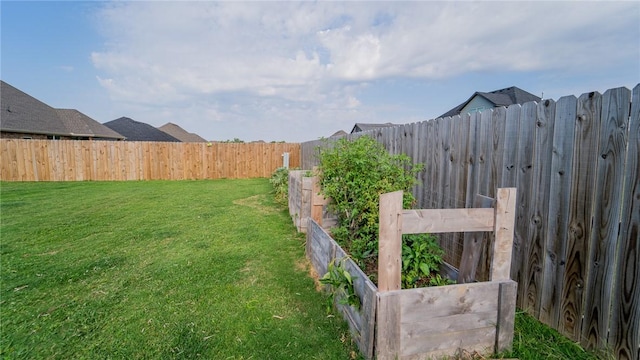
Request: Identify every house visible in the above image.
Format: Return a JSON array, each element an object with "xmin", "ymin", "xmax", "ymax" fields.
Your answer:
[
  {"xmin": 103, "ymin": 117, "xmax": 180, "ymax": 142},
  {"xmin": 350, "ymin": 122, "xmax": 398, "ymax": 134},
  {"xmin": 157, "ymin": 122, "xmax": 207, "ymax": 142},
  {"xmin": 55, "ymin": 109, "xmax": 125, "ymax": 140},
  {"xmin": 330, "ymin": 130, "xmax": 348, "ymax": 137},
  {"xmin": 438, "ymin": 86, "xmax": 541, "ymax": 118},
  {"xmin": 1, "ymin": 80, "xmax": 123, "ymax": 140}
]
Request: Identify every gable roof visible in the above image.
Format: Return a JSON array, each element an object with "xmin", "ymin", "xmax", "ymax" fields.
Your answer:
[
  {"xmin": 439, "ymin": 86, "xmax": 541, "ymax": 118},
  {"xmin": 158, "ymin": 122, "xmax": 207, "ymax": 142},
  {"xmin": 56, "ymin": 109, "xmax": 125, "ymax": 140},
  {"xmin": 330, "ymin": 130, "xmax": 348, "ymax": 137},
  {"xmin": 1, "ymin": 80, "xmax": 70, "ymax": 136},
  {"xmin": 103, "ymin": 117, "xmax": 181, "ymax": 142},
  {"xmin": 350, "ymin": 122, "xmax": 398, "ymax": 133}
]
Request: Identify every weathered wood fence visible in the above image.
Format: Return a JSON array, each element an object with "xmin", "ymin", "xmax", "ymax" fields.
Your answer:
[
  {"xmin": 0, "ymin": 140, "xmax": 300, "ymax": 181},
  {"xmin": 301, "ymin": 85, "xmax": 640, "ymax": 359}
]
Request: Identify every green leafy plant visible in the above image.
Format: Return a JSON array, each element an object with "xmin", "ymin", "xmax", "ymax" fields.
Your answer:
[
  {"xmin": 317, "ymin": 136, "xmax": 424, "ymax": 266},
  {"xmin": 319, "ymin": 257, "xmax": 361, "ymax": 312},
  {"xmin": 269, "ymin": 167, "xmax": 289, "ymax": 203},
  {"xmin": 401, "ymin": 233, "xmax": 449, "ymax": 288}
]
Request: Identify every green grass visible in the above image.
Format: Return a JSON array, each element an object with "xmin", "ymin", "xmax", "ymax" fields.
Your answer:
[
  {"xmin": 1, "ymin": 180, "xmax": 359, "ymax": 359},
  {"xmin": 1, "ymin": 180, "xmax": 609, "ymax": 360},
  {"xmin": 502, "ymin": 311, "xmax": 610, "ymax": 360}
]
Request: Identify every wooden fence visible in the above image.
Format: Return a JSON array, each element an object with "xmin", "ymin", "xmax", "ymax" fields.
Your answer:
[
  {"xmin": 300, "ymin": 85, "xmax": 640, "ymax": 359},
  {"xmin": 0, "ymin": 140, "xmax": 300, "ymax": 181}
]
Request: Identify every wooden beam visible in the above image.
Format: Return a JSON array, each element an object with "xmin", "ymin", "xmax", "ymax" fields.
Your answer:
[
  {"xmin": 378, "ymin": 190, "xmax": 403, "ymax": 292},
  {"xmin": 310, "ymin": 176, "xmax": 324, "ymax": 225},
  {"xmin": 401, "ymin": 208, "xmax": 495, "ymax": 234},
  {"xmin": 490, "ymin": 188, "xmax": 517, "ymax": 281}
]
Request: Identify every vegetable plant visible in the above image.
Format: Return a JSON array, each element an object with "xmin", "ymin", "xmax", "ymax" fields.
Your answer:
[
  {"xmin": 269, "ymin": 166, "xmax": 289, "ymax": 204},
  {"xmin": 319, "ymin": 257, "xmax": 361, "ymax": 312}
]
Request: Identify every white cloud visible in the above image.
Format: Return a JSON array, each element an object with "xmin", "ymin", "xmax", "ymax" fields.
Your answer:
[{"xmin": 89, "ymin": 1, "xmax": 639, "ymax": 141}]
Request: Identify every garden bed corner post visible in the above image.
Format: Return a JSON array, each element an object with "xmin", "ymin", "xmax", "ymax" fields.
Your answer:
[
  {"xmin": 378, "ymin": 190, "xmax": 403, "ymax": 292},
  {"xmin": 376, "ymin": 190, "xmax": 403, "ymax": 360}
]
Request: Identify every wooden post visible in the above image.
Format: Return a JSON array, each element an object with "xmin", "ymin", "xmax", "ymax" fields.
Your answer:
[
  {"xmin": 379, "ymin": 190, "xmax": 403, "ymax": 292},
  {"xmin": 491, "ymin": 188, "xmax": 517, "ymax": 281},
  {"xmin": 311, "ymin": 175, "xmax": 324, "ymax": 226}
]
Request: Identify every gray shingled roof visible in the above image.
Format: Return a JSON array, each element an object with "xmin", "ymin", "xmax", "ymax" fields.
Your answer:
[
  {"xmin": 350, "ymin": 122, "xmax": 398, "ymax": 134},
  {"xmin": 158, "ymin": 122, "xmax": 207, "ymax": 142},
  {"xmin": 439, "ymin": 86, "xmax": 541, "ymax": 118},
  {"xmin": 1, "ymin": 80, "xmax": 70, "ymax": 136},
  {"xmin": 1, "ymin": 81, "xmax": 124, "ymax": 139},
  {"xmin": 103, "ymin": 117, "xmax": 181, "ymax": 142},
  {"xmin": 56, "ymin": 109, "xmax": 125, "ymax": 140}
]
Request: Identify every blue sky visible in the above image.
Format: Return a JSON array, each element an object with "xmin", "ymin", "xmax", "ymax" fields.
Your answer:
[{"xmin": 2, "ymin": 1, "xmax": 639, "ymax": 142}]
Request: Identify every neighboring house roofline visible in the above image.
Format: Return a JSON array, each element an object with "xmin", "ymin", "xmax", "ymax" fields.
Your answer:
[{"xmin": 438, "ymin": 86, "xmax": 541, "ymax": 118}]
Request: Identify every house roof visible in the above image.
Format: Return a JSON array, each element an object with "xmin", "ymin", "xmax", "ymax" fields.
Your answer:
[
  {"xmin": 1, "ymin": 81, "xmax": 124, "ymax": 139},
  {"xmin": 56, "ymin": 109, "xmax": 125, "ymax": 140},
  {"xmin": 103, "ymin": 117, "xmax": 181, "ymax": 142},
  {"xmin": 350, "ymin": 122, "xmax": 398, "ymax": 134},
  {"xmin": 158, "ymin": 122, "xmax": 207, "ymax": 142},
  {"xmin": 1, "ymin": 80, "xmax": 70, "ymax": 136},
  {"xmin": 439, "ymin": 86, "xmax": 541, "ymax": 118},
  {"xmin": 330, "ymin": 130, "xmax": 348, "ymax": 137}
]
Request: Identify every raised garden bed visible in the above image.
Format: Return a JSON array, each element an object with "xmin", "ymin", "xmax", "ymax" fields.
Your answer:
[
  {"xmin": 288, "ymin": 170, "xmax": 336, "ymax": 233},
  {"xmin": 300, "ymin": 184, "xmax": 518, "ymax": 359}
]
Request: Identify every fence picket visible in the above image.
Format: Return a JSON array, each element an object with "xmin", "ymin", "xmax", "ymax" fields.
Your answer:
[
  {"xmin": 514, "ymin": 102, "xmax": 537, "ymax": 308},
  {"xmin": 560, "ymin": 91, "xmax": 602, "ymax": 341},
  {"xmin": 608, "ymin": 84, "xmax": 640, "ymax": 360},
  {"xmin": 526, "ymin": 99, "xmax": 556, "ymax": 318},
  {"xmin": 581, "ymin": 87, "xmax": 631, "ymax": 350}
]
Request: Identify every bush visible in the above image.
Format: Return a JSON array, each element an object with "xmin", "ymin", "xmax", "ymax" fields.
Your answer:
[
  {"xmin": 269, "ymin": 167, "xmax": 289, "ymax": 203},
  {"xmin": 317, "ymin": 136, "xmax": 423, "ymax": 264}
]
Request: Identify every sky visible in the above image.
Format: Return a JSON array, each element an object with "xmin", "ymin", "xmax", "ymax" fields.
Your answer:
[{"xmin": 1, "ymin": 1, "xmax": 639, "ymax": 143}]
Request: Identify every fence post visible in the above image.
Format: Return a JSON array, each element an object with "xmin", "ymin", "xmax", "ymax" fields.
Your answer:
[
  {"xmin": 378, "ymin": 190, "xmax": 403, "ymax": 292},
  {"xmin": 311, "ymin": 176, "xmax": 323, "ymax": 226}
]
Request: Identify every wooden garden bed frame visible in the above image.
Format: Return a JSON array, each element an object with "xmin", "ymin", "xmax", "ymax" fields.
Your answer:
[{"xmin": 304, "ymin": 185, "xmax": 518, "ymax": 359}]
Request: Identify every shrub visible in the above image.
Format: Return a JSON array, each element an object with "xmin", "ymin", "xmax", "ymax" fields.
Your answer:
[
  {"xmin": 269, "ymin": 167, "xmax": 289, "ymax": 203},
  {"xmin": 317, "ymin": 136, "xmax": 423, "ymax": 265}
]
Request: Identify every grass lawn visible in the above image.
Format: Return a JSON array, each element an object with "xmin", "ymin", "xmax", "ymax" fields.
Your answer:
[
  {"xmin": 1, "ymin": 179, "xmax": 608, "ymax": 360},
  {"xmin": 1, "ymin": 180, "xmax": 359, "ymax": 359}
]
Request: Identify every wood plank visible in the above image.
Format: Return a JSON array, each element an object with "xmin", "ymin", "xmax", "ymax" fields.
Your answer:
[
  {"xmin": 310, "ymin": 176, "xmax": 324, "ymax": 225},
  {"xmin": 581, "ymin": 87, "xmax": 630, "ymax": 350},
  {"xmin": 399, "ymin": 281, "xmax": 501, "ymax": 321},
  {"xmin": 402, "ymin": 310, "xmax": 498, "ymax": 335},
  {"xmin": 401, "ymin": 326, "xmax": 496, "ymax": 358},
  {"xmin": 376, "ymin": 292, "xmax": 401, "ymax": 360},
  {"xmin": 461, "ymin": 113, "xmax": 481, "ymax": 277},
  {"xmin": 341, "ymin": 254, "xmax": 378, "ymax": 360},
  {"xmin": 560, "ymin": 90, "xmax": 601, "ymax": 341},
  {"xmin": 476, "ymin": 108, "xmax": 503, "ymax": 281},
  {"xmin": 524, "ymin": 99, "xmax": 556, "ymax": 318},
  {"xmin": 609, "ymin": 84, "xmax": 640, "ymax": 360},
  {"xmin": 425, "ymin": 120, "xmax": 437, "ymax": 208},
  {"xmin": 401, "ymin": 208, "xmax": 495, "ymax": 234},
  {"xmin": 378, "ymin": 190, "xmax": 403, "ymax": 292},
  {"xmin": 539, "ymin": 95, "xmax": 577, "ymax": 327},
  {"xmin": 491, "ymin": 188, "xmax": 517, "ymax": 281},
  {"xmin": 514, "ymin": 101, "xmax": 537, "ymax": 306},
  {"xmin": 442, "ymin": 117, "xmax": 456, "ymax": 259},
  {"xmin": 496, "ymin": 280, "xmax": 518, "ymax": 352},
  {"xmin": 453, "ymin": 114, "xmax": 472, "ymax": 266}
]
